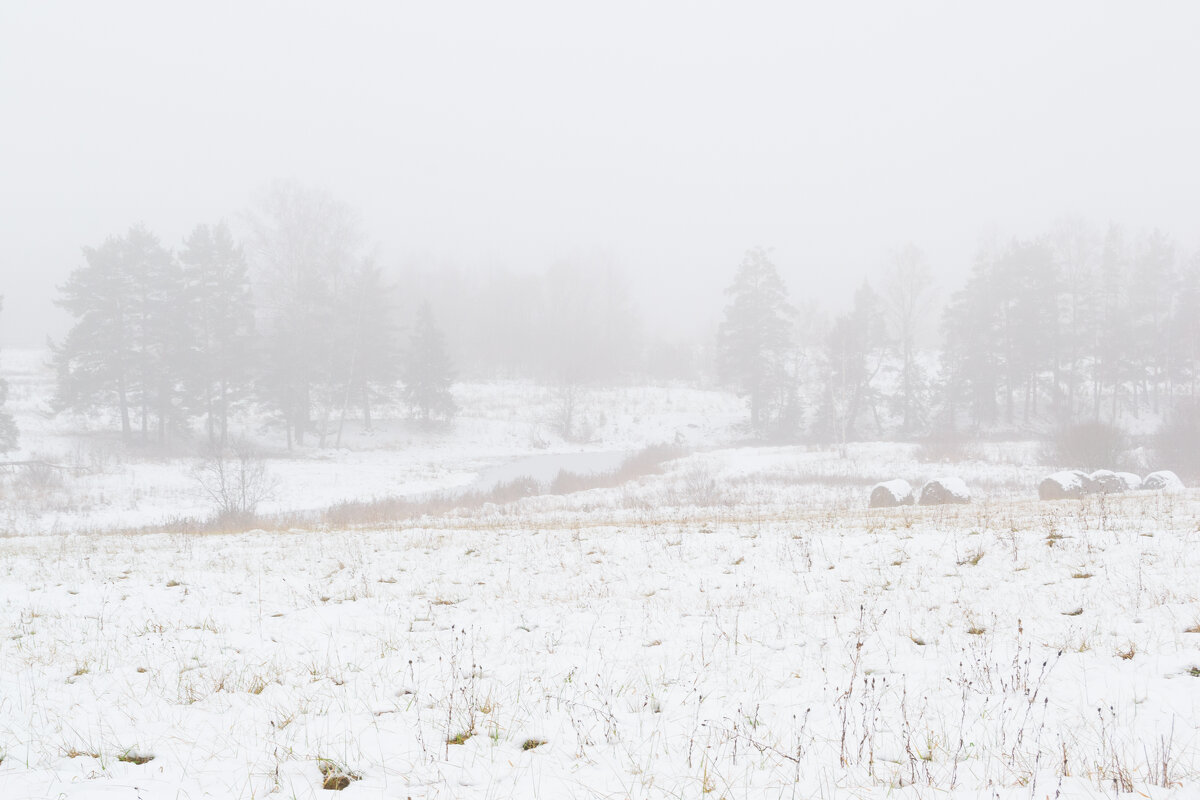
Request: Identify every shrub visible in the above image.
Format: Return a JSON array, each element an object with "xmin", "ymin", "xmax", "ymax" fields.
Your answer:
[{"xmin": 193, "ymin": 439, "xmax": 276, "ymax": 524}]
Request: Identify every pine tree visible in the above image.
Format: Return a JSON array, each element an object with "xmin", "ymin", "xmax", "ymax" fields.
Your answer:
[
  {"xmin": 0, "ymin": 297, "xmax": 18, "ymax": 453},
  {"xmin": 179, "ymin": 221, "xmax": 256, "ymax": 446},
  {"xmin": 53, "ymin": 234, "xmax": 135, "ymax": 435},
  {"xmin": 53, "ymin": 225, "xmax": 182, "ymax": 442},
  {"xmin": 716, "ymin": 247, "xmax": 797, "ymax": 436},
  {"xmin": 403, "ymin": 303, "xmax": 457, "ymax": 423}
]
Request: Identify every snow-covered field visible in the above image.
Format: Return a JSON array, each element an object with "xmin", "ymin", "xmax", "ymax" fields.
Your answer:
[
  {"xmin": 2, "ymin": 491, "xmax": 1199, "ymax": 798},
  {"xmin": 3, "ymin": 350, "xmax": 1200, "ymax": 798}
]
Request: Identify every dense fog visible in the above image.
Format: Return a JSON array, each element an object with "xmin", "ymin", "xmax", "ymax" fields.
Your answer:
[
  {"xmin": 9, "ymin": 8, "xmax": 1200, "ymax": 798},
  {"xmin": 4, "ymin": 2, "xmax": 1200, "ymax": 456},
  {"xmin": 5, "ymin": 3, "xmax": 1200, "ymax": 345}
]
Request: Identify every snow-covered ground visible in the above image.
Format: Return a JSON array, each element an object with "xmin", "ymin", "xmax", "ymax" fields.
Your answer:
[
  {"xmin": 4, "ymin": 349, "xmax": 1200, "ymax": 798},
  {"xmin": 2, "ymin": 491, "xmax": 1199, "ymax": 798},
  {"xmin": 0, "ymin": 349, "xmax": 745, "ymax": 535}
]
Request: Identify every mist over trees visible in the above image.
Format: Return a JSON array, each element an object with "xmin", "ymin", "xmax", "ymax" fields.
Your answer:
[
  {"xmin": 717, "ymin": 223, "xmax": 1200, "ymax": 446},
  {"xmin": 50, "ymin": 184, "xmax": 454, "ymax": 449},
  {"xmin": 940, "ymin": 225, "xmax": 1200, "ymax": 433},
  {"xmin": 40, "ymin": 179, "xmax": 1200, "ymax": 456}
]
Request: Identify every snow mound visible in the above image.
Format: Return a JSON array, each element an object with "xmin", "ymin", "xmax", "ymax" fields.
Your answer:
[
  {"xmin": 918, "ymin": 477, "xmax": 970, "ymax": 505},
  {"xmin": 1143, "ymin": 470, "xmax": 1185, "ymax": 492},
  {"xmin": 869, "ymin": 479, "xmax": 915, "ymax": 508}
]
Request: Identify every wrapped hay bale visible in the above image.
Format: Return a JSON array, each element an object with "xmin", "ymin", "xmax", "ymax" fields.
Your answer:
[
  {"xmin": 1039, "ymin": 470, "xmax": 1090, "ymax": 500},
  {"xmin": 1088, "ymin": 470, "xmax": 1129, "ymax": 494},
  {"xmin": 1143, "ymin": 470, "xmax": 1185, "ymax": 492},
  {"xmin": 1116, "ymin": 472, "xmax": 1143, "ymax": 491},
  {"xmin": 869, "ymin": 479, "xmax": 915, "ymax": 508},
  {"xmin": 918, "ymin": 477, "xmax": 970, "ymax": 505}
]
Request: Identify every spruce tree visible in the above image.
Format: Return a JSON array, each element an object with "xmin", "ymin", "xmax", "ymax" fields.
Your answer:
[
  {"xmin": 403, "ymin": 303, "xmax": 457, "ymax": 423},
  {"xmin": 716, "ymin": 246, "xmax": 797, "ymax": 436}
]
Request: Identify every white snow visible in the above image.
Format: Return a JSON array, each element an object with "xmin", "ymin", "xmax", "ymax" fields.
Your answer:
[{"xmin": 2, "ymin": 491, "xmax": 1199, "ymax": 798}]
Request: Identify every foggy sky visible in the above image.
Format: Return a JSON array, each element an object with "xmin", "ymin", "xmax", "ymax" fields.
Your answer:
[{"xmin": 3, "ymin": 2, "xmax": 1200, "ymax": 347}]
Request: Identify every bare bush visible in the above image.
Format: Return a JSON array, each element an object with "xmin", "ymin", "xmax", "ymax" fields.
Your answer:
[
  {"xmin": 14, "ymin": 461, "xmax": 67, "ymax": 494},
  {"xmin": 193, "ymin": 440, "xmax": 276, "ymax": 525}
]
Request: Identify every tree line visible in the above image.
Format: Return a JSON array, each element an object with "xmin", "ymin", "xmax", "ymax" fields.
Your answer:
[
  {"xmin": 29, "ymin": 182, "xmax": 1200, "ymax": 452},
  {"xmin": 50, "ymin": 183, "xmax": 456, "ymax": 449},
  {"xmin": 717, "ymin": 222, "xmax": 1200, "ymax": 444}
]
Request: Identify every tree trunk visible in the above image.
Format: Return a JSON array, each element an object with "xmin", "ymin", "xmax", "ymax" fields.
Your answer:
[{"xmin": 118, "ymin": 374, "xmax": 131, "ymax": 441}]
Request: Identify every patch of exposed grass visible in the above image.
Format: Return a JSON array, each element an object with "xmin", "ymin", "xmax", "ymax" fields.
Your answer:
[
  {"xmin": 447, "ymin": 729, "xmax": 475, "ymax": 746},
  {"xmin": 522, "ymin": 738, "xmax": 546, "ymax": 751},
  {"xmin": 117, "ymin": 750, "xmax": 154, "ymax": 765}
]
